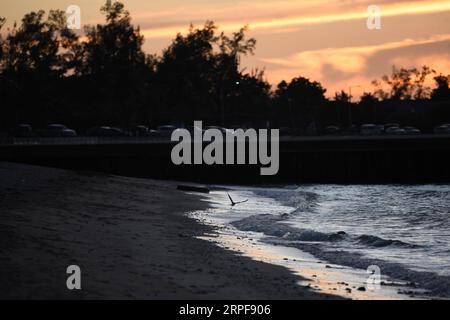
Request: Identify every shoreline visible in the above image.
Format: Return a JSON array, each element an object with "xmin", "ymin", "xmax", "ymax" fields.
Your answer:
[
  {"xmin": 191, "ymin": 188, "xmax": 433, "ymax": 300},
  {"xmin": 0, "ymin": 162, "xmax": 333, "ymax": 299}
]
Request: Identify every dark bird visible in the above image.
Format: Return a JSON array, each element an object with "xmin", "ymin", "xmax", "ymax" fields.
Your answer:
[{"xmin": 227, "ymin": 193, "xmax": 248, "ymax": 207}]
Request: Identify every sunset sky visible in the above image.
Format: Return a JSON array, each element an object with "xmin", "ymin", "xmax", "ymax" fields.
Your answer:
[{"xmin": 1, "ymin": 0, "xmax": 450, "ymax": 98}]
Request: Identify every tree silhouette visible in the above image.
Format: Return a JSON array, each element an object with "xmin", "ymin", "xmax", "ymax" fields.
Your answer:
[
  {"xmin": 154, "ymin": 21, "xmax": 218, "ymax": 124},
  {"xmin": 79, "ymin": 1, "xmax": 148, "ymax": 126},
  {"xmin": 359, "ymin": 92, "xmax": 379, "ymax": 124},
  {"xmin": 431, "ymin": 74, "xmax": 450, "ymax": 101},
  {"xmin": 0, "ymin": 10, "xmax": 78, "ymax": 126},
  {"xmin": 216, "ymin": 25, "xmax": 257, "ymax": 126},
  {"xmin": 331, "ymin": 91, "xmax": 352, "ymax": 128},
  {"xmin": 274, "ymin": 77, "xmax": 326, "ymax": 133},
  {"xmin": 372, "ymin": 65, "xmax": 434, "ymax": 101},
  {"xmin": 0, "ymin": 17, "xmax": 5, "ymax": 61},
  {"xmin": 226, "ymin": 68, "xmax": 271, "ymax": 126},
  {"xmin": 334, "ymin": 90, "xmax": 351, "ymax": 103},
  {"xmin": 153, "ymin": 21, "xmax": 258, "ymax": 126}
]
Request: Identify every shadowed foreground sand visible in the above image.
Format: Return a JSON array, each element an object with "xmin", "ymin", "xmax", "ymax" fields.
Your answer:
[{"xmin": 0, "ymin": 162, "xmax": 333, "ymax": 299}]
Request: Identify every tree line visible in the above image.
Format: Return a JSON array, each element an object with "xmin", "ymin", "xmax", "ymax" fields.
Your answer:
[{"xmin": 1, "ymin": 1, "xmax": 449, "ymax": 134}]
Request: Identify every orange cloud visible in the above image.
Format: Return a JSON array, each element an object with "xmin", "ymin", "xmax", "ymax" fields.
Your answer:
[
  {"xmin": 138, "ymin": 0, "xmax": 450, "ymax": 39},
  {"xmin": 262, "ymin": 34, "xmax": 450, "ymax": 71},
  {"xmin": 260, "ymin": 34, "xmax": 450, "ymax": 97}
]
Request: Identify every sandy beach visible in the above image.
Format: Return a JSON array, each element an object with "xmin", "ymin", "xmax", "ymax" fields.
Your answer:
[{"xmin": 0, "ymin": 162, "xmax": 333, "ymax": 299}]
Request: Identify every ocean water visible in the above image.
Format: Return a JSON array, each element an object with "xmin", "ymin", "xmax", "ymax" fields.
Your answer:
[{"xmin": 193, "ymin": 184, "xmax": 450, "ymax": 297}]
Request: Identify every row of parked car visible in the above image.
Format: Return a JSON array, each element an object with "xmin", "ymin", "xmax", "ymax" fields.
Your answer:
[
  {"xmin": 9, "ymin": 124, "xmax": 234, "ymax": 138},
  {"xmin": 12, "ymin": 124, "xmax": 77, "ymax": 137},
  {"xmin": 8, "ymin": 123, "xmax": 450, "ymax": 138},
  {"xmin": 324, "ymin": 123, "xmax": 450, "ymax": 136},
  {"xmin": 11, "ymin": 124, "xmax": 152, "ymax": 138},
  {"xmin": 360, "ymin": 124, "xmax": 421, "ymax": 135},
  {"xmin": 83, "ymin": 125, "xmax": 238, "ymax": 137}
]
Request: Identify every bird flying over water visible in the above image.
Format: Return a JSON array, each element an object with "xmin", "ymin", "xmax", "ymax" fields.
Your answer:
[{"xmin": 227, "ymin": 193, "xmax": 248, "ymax": 207}]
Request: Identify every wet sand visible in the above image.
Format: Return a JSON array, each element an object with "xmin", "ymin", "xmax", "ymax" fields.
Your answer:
[{"xmin": 0, "ymin": 162, "xmax": 334, "ymax": 299}]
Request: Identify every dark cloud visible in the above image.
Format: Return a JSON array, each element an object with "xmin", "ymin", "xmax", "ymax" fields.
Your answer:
[
  {"xmin": 321, "ymin": 63, "xmax": 356, "ymax": 82},
  {"xmin": 364, "ymin": 38, "xmax": 450, "ymax": 77}
]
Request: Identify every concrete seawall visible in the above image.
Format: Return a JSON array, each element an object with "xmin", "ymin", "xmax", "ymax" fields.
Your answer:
[{"xmin": 1, "ymin": 135, "xmax": 449, "ymax": 184}]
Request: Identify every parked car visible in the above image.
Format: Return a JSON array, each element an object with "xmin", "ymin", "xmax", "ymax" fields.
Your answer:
[
  {"xmin": 87, "ymin": 126, "xmax": 125, "ymax": 137},
  {"xmin": 385, "ymin": 123, "xmax": 400, "ymax": 129},
  {"xmin": 133, "ymin": 125, "xmax": 150, "ymax": 137},
  {"xmin": 386, "ymin": 127, "xmax": 406, "ymax": 135},
  {"xmin": 375, "ymin": 125, "xmax": 385, "ymax": 133},
  {"xmin": 385, "ymin": 125, "xmax": 399, "ymax": 134},
  {"xmin": 361, "ymin": 124, "xmax": 382, "ymax": 135},
  {"xmin": 403, "ymin": 126, "xmax": 421, "ymax": 135},
  {"xmin": 434, "ymin": 124, "xmax": 450, "ymax": 134},
  {"xmin": 324, "ymin": 125, "xmax": 340, "ymax": 135},
  {"xmin": 147, "ymin": 129, "xmax": 159, "ymax": 137},
  {"xmin": 12, "ymin": 124, "xmax": 34, "ymax": 137},
  {"xmin": 41, "ymin": 124, "xmax": 77, "ymax": 137}
]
